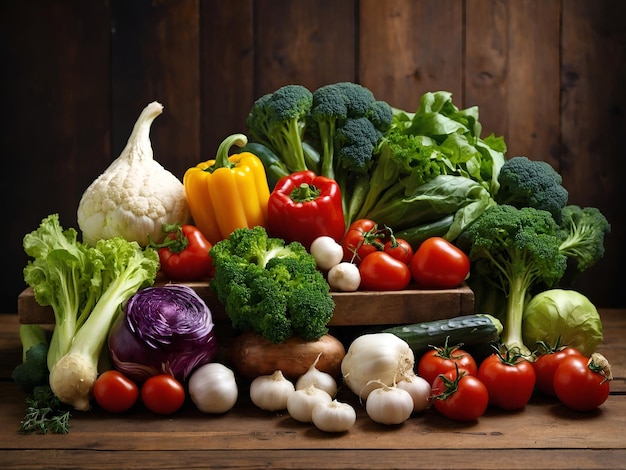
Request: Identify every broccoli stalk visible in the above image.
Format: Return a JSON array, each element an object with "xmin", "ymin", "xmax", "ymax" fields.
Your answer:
[
  {"xmin": 457, "ymin": 205, "xmax": 568, "ymax": 356},
  {"xmin": 12, "ymin": 324, "xmax": 49, "ymax": 393},
  {"xmin": 23, "ymin": 215, "xmax": 159, "ymax": 410},
  {"xmin": 246, "ymin": 84, "xmax": 313, "ymax": 173},
  {"xmin": 210, "ymin": 226, "xmax": 334, "ymax": 344},
  {"xmin": 558, "ymin": 205, "xmax": 611, "ymax": 275}
]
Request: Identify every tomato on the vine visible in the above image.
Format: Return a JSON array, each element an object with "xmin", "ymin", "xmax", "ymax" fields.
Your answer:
[
  {"xmin": 141, "ymin": 374, "xmax": 186, "ymax": 415},
  {"xmin": 341, "ymin": 219, "xmax": 384, "ymax": 264},
  {"xmin": 383, "ymin": 237, "xmax": 414, "ymax": 265},
  {"xmin": 431, "ymin": 366, "xmax": 489, "ymax": 421},
  {"xmin": 533, "ymin": 341, "xmax": 585, "ymax": 396},
  {"xmin": 93, "ymin": 370, "xmax": 139, "ymax": 413},
  {"xmin": 358, "ymin": 251, "xmax": 412, "ymax": 291},
  {"xmin": 553, "ymin": 353, "xmax": 612, "ymax": 411},
  {"xmin": 478, "ymin": 347, "xmax": 536, "ymax": 410},
  {"xmin": 409, "ymin": 237, "xmax": 470, "ymax": 288},
  {"xmin": 417, "ymin": 339, "xmax": 478, "ymax": 386}
]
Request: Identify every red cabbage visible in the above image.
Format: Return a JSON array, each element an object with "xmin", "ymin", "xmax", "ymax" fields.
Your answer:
[{"xmin": 108, "ymin": 284, "xmax": 218, "ymax": 383}]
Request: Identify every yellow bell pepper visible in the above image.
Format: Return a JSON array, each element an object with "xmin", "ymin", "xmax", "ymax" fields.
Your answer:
[{"xmin": 183, "ymin": 134, "xmax": 270, "ymax": 245}]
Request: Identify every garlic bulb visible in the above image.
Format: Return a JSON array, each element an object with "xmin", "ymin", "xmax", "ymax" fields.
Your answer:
[
  {"xmin": 397, "ymin": 372, "xmax": 431, "ymax": 413},
  {"xmin": 188, "ymin": 363, "xmax": 238, "ymax": 414},
  {"xmin": 311, "ymin": 399, "xmax": 357, "ymax": 433},
  {"xmin": 365, "ymin": 384, "xmax": 414, "ymax": 425},
  {"xmin": 249, "ymin": 370, "xmax": 295, "ymax": 411},
  {"xmin": 295, "ymin": 353, "xmax": 338, "ymax": 397},
  {"xmin": 341, "ymin": 333, "xmax": 415, "ymax": 400},
  {"xmin": 287, "ymin": 384, "xmax": 332, "ymax": 423},
  {"xmin": 77, "ymin": 101, "xmax": 190, "ymax": 246}
]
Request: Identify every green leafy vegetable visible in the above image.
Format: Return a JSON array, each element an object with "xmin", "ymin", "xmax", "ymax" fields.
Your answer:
[
  {"xmin": 12, "ymin": 324, "xmax": 49, "ymax": 393},
  {"xmin": 22, "ymin": 214, "xmax": 159, "ymax": 411},
  {"xmin": 209, "ymin": 226, "xmax": 335, "ymax": 344},
  {"xmin": 522, "ymin": 289, "xmax": 603, "ymax": 356},
  {"xmin": 18, "ymin": 385, "xmax": 71, "ymax": 435}
]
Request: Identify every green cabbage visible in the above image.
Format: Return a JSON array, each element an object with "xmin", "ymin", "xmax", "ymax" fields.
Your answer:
[{"xmin": 522, "ymin": 289, "xmax": 603, "ymax": 356}]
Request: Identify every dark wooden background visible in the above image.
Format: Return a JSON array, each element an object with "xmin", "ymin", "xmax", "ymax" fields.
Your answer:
[{"xmin": 1, "ymin": 0, "xmax": 624, "ymax": 313}]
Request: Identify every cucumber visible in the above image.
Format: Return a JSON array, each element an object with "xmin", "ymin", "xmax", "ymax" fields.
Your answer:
[
  {"xmin": 380, "ymin": 314, "xmax": 503, "ymax": 355},
  {"xmin": 395, "ymin": 214, "xmax": 455, "ymax": 249}
]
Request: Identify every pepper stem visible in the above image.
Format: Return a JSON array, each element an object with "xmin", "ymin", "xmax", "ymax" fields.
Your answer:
[
  {"xmin": 210, "ymin": 133, "xmax": 249, "ymax": 172},
  {"xmin": 290, "ymin": 183, "xmax": 321, "ymax": 203}
]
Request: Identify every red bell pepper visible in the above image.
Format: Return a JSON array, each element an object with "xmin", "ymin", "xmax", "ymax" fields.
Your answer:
[
  {"xmin": 150, "ymin": 224, "xmax": 214, "ymax": 281},
  {"xmin": 267, "ymin": 170, "xmax": 346, "ymax": 250}
]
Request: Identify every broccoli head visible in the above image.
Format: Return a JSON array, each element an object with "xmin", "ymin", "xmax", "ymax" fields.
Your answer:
[
  {"xmin": 246, "ymin": 84, "xmax": 313, "ymax": 173},
  {"xmin": 558, "ymin": 205, "xmax": 611, "ymax": 274},
  {"xmin": 495, "ymin": 156, "xmax": 568, "ymax": 223},
  {"xmin": 457, "ymin": 204, "xmax": 567, "ymax": 356},
  {"xmin": 209, "ymin": 226, "xmax": 334, "ymax": 343}
]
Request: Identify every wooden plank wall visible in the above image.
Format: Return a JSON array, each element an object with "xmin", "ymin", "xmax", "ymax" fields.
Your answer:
[{"xmin": 1, "ymin": 0, "xmax": 624, "ymax": 313}]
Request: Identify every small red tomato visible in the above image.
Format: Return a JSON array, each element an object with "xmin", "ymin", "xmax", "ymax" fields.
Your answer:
[
  {"xmin": 431, "ymin": 367, "xmax": 489, "ymax": 421},
  {"xmin": 410, "ymin": 237, "xmax": 470, "ymax": 288},
  {"xmin": 383, "ymin": 238, "xmax": 414, "ymax": 265},
  {"xmin": 553, "ymin": 353, "xmax": 611, "ymax": 411},
  {"xmin": 358, "ymin": 251, "xmax": 412, "ymax": 291},
  {"xmin": 341, "ymin": 219, "xmax": 384, "ymax": 264},
  {"xmin": 417, "ymin": 341, "xmax": 478, "ymax": 386},
  {"xmin": 93, "ymin": 370, "xmax": 139, "ymax": 413},
  {"xmin": 478, "ymin": 350, "xmax": 536, "ymax": 410},
  {"xmin": 141, "ymin": 374, "xmax": 186, "ymax": 415},
  {"xmin": 533, "ymin": 345, "xmax": 584, "ymax": 396}
]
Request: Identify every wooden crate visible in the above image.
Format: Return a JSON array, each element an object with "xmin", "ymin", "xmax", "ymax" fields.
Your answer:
[{"xmin": 17, "ymin": 282, "xmax": 474, "ymax": 327}]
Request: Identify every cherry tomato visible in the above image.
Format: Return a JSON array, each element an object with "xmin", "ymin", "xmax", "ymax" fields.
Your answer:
[
  {"xmin": 431, "ymin": 367, "xmax": 489, "ymax": 421},
  {"xmin": 533, "ymin": 344, "xmax": 584, "ymax": 396},
  {"xmin": 358, "ymin": 251, "xmax": 412, "ymax": 291},
  {"xmin": 141, "ymin": 374, "xmax": 186, "ymax": 415},
  {"xmin": 409, "ymin": 237, "xmax": 470, "ymax": 288},
  {"xmin": 417, "ymin": 340, "xmax": 478, "ymax": 386},
  {"xmin": 553, "ymin": 354, "xmax": 611, "ymax": 411},
  {"xmin": 341, "ymin": 219, "xmax": 384, "ymax": 264},
  {"xmin": 383, "ymin": 237, "xmax": 414, "ymax": 265},
  {"xmin": 478, "ymin": 349, "xmax": 536, "ymax": 410},
  {"xmin": 93, "ymin": 370, "xmax": 139, "ymax": 413}
]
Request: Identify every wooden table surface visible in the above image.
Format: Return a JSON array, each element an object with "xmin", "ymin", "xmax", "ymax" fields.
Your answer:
[{"xmin": 1, "ymin": 310, "xmax": 624, "ymax": 470}]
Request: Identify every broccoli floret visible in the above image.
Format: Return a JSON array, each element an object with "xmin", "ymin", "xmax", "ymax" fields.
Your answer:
[
  {"xmin": 558, "ymin": 205, "xmax": 611, "ymax": 274},
  {"xmin": 457, "ymin": 204, "xmax": 568, "ymax": 356},
  {"xmin": 495, "ymin": 156, "xmax": 568, "ymax": 223},
  {"xmin": 12, "ymin": 325, "xmax": 50, "ymax": 393},
  {"xmin": 246, "ymin": 84, "xmax": 313, "ymax": 173},
  {"xmin": 209, "ymin": 226, "xmax": 334, "ymax": 344}
]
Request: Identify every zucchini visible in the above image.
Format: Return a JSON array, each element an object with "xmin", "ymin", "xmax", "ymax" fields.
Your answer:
[
  {"xmin": 380, "ymin": 314, "xmax": 503, "ymax": 355},
  {"xmin": 395, "ymin": 214, "xmax": 455, "ymax": 249}
]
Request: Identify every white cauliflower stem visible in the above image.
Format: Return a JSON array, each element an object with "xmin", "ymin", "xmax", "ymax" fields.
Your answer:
[{"xmin": 77, "ymin": 101, "xmax": 190, "ymax": 246}]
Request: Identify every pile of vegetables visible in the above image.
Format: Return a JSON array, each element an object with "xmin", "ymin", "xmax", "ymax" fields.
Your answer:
[{"xmin": 12, "ymin": 85, "xmax": 615, "ymax": 434}]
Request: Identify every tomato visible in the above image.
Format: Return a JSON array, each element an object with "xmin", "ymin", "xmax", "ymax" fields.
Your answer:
[
  {"xmin": 533, "ymin": 345, "xmax": 584, "ymax": 396},
  {"xmin": 417, "ymin": 340, "xmax": 478, "ymax": 386},
  {"xmin": 409, "ymin": 237, "xmax": 470, "ymax": 288},
  {"xmin": 93, "ymin": 370, "xmax": 139, "ymax": 413},
  {"xmin": 478, "ymin": 350, "xmax": 536, "ymax": 410},
  {"xmin": 358, "ymin": 251, "xmax": 412, "ymax": 291},
  {"xmin": 383, "ymin": 238, "xmax": 414, "ymax": 265},
  {"xmin": 553, "ymin": 354, "xmax": 611, "ymax": 411},
  {"xmin": 141, "ymin": 374, "xmax": 186, "ymax": 415},
  {"xmin": 431, "ymin": 367, "xmax": 489, "ymax": 421},
  {"xmin": 341, "ymin": 219, "xmax": 384, "ymax": 264}
]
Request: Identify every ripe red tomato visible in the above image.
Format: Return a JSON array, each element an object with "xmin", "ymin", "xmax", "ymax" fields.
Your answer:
[
  {"xmin": 478, "ymin": 351, "xmax": 536, "ymax": 410},
  {"xmin": 358, "ymin": 251, "xmax": 412, "ymax": 291},
  {"xmin": 553, "ymin": 354, "xmax": 611, "ymax": 411},
  {"xmin": 141, "ymin": 374, "xmax": 186, "ymax": 415},
  {"xmin": 341, "ymin": 219, "xmax": 384, "ymax": 264},
  {"xmin": 409, "ymin": 237, "xmax": 469, "ymax": 288},
  {"xmin": 383, "ymin": 238, "xmax": 414, "ymax": 265},
  {"xmin": 93, "ymin": 370, "xmax": 139, "ymax": 413},
  {"xmin": 417, "ymin": 341, "xmax": 478, "ymax": 386},
  {"xmin": 431, "ymin": 367, "xmax": 489, "ymax": 421},
  {"xmin": 533, "ymin": 345, "xmax": 584, "ymax": 396}
]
